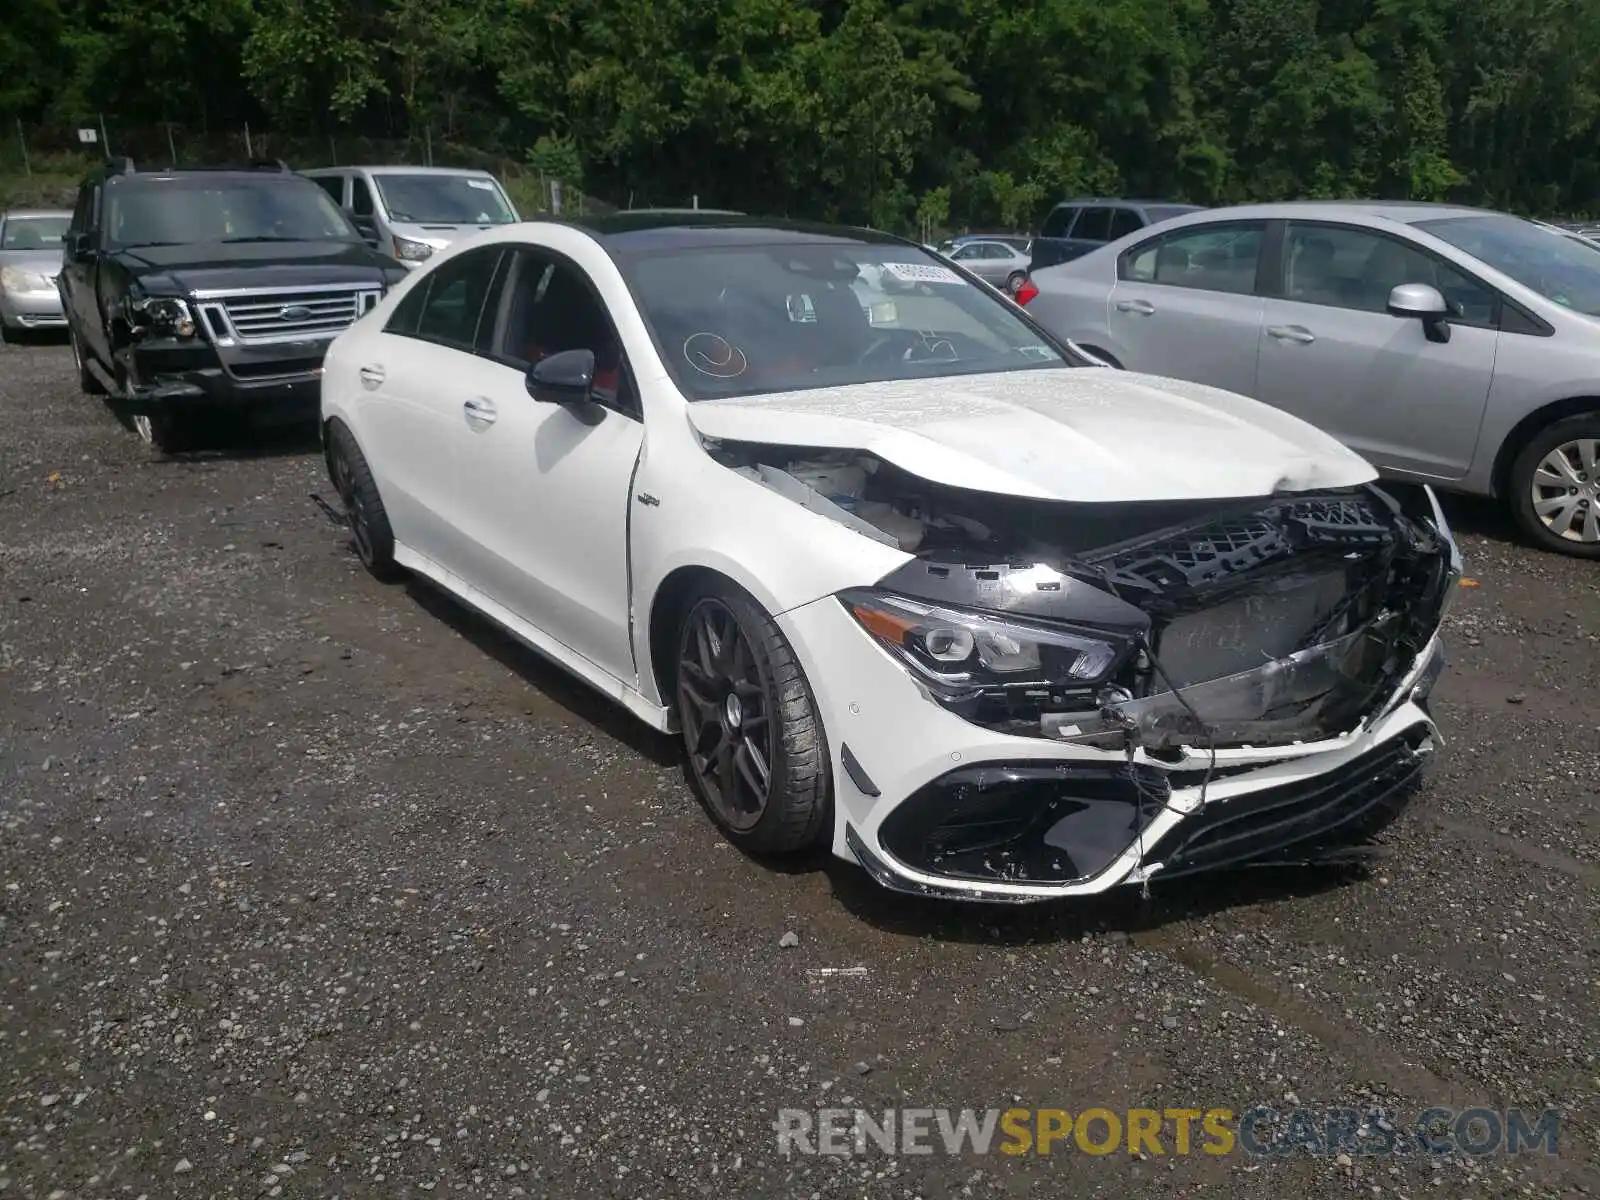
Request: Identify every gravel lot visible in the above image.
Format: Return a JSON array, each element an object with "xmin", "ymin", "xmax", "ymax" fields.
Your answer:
[{"xmin": 1, "ymin": 335, "xmax": 1597, "ymax": 1199}]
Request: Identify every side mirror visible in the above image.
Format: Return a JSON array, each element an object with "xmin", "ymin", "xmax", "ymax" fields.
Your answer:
[
  {"xmin": 1387, "ymin": 282, "xmax": 1452, "ymax": 343},
  {"xmin": 526, "ymin": 348, "xmax": 596, "ymax": 405},
  {"xmin": 66, "ymin": 233, "xmax": 94, "ymax": 260}
]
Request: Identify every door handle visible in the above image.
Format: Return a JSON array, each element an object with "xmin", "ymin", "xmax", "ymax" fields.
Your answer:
[
  {"xmin": 1115, "ymin": 299, "xmax": 1155, "ymax": 315},
  {"xmin": 358, "ymin": 364, "xmax": 385, "ymax": 389},
  {"xmin": 463, "ymin": 396, "xmax": 498, "ymax": 428},
  {"xmin": 1267, "ymin": 324, "xmax": 1316, "ymax": 344}
]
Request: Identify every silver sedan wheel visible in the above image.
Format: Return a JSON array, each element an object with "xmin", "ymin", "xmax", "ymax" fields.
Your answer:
[{"xmin": 1530, "ymin": 437, "xmax": 1600, "ymax": 543}]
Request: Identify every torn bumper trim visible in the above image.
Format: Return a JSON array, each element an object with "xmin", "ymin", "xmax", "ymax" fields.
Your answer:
[{"xmin": 845, "ymin": 714, "xmax": 1436, "ymax": 902}]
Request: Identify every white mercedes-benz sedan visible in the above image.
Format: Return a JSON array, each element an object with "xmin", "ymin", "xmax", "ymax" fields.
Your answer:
[{"xmin": 319, "ymin": 213, "xmax": 1460, "ymax": 903}]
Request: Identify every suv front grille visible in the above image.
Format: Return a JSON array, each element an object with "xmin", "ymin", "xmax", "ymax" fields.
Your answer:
[{"xmin": 197, "ymin": 286, "xmax": 381, "ymax": 344}]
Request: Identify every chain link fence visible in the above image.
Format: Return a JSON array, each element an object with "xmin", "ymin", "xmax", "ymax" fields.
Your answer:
[{"xmin": 1, "ymin": 119, "xmax": 660, "ymax": 217}]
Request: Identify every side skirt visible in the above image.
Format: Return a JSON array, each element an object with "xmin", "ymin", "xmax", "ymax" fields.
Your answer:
[{"xmin": 393, "ymin": 541, "xmax": 672, "ymax": 733}]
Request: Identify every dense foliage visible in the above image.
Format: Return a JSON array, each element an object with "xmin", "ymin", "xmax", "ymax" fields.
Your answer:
[{"xmin": 5, "ymin": 0, "xmax": 1600, "ymax": 230}]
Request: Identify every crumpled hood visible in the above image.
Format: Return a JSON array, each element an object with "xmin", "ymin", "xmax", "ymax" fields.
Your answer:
[
  {"xmin": 111, "ymin": 240, "xmax": 398, "ymax": 294},
  {"xmin": 686, "ymin": 369, "xmax": 1377, "ymax": 502}
]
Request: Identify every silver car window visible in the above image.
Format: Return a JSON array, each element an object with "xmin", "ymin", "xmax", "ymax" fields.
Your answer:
[
  {"xmin": 1121, "ymin": 223, "xmax": 1265, "ymax": 295},
  {"xmin": 1417, "ymin": 214, "xmax": 1600, "ymax": 317},
  {"xmin": 1284, "ymin": 223, "xmax": 1496, "ymax": 324}
]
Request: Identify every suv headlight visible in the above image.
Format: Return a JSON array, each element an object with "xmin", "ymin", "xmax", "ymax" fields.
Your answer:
[
  {"xmin": 0, "ymin": 266, "xmax": 53, "ymax": 293},
  {"xmin": 839, "ymin": 588, "xmax": 1128, "ymax": 699},
  {"xmin": 125, "ymin": 295, "xmax": 196, "ymax": 339}
]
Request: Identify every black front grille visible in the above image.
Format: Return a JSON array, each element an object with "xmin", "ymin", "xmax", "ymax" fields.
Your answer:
[{"xmin": 1140, "ymin": 724, "xmax": 1432, "ymax": 878}]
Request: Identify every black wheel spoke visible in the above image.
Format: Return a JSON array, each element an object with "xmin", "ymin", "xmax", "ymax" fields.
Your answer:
[{"xmin": 676, "ymin": 597, "xmax": 778, "ymax": 833}]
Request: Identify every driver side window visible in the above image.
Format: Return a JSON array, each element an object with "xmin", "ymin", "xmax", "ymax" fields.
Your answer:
[{"xmin": 489, "ymin": 248, "xmax": 637, "ymax": 418}]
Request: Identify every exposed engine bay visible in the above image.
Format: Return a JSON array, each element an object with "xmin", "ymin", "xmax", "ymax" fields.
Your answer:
[{"xmin": 712, "ymin": 440, "xmax": 1457, "ymax": 756}]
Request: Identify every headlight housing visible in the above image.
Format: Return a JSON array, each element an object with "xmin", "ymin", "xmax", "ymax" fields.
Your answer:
[
  {"xmin": 393, "ymin": 235, "xmax": 434, "ymax": 263},
  {"xmin": 839, "ymin": 588, "xmax": 1129, "ymax": 702},
  {"xmin": 125, "ymin": 295, "xmax": 197, "ymax": 339},
  {"xmin": 0, "ymin": 266, "xmax": 53, "ymax": 293}
]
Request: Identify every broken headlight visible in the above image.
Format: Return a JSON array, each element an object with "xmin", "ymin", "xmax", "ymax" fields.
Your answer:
[
  {"xmin": 124, "ymin": 295, "xmax": 196, "ymax": 339},
  {"xmin": 839, "ymin": 588, "xmax": 1128, "ymax": 699}
]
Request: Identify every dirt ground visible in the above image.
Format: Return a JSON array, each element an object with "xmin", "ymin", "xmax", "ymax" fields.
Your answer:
[{"xmin": 1, "ymin": 334, "xmax": 1596, "ymax": 1199}]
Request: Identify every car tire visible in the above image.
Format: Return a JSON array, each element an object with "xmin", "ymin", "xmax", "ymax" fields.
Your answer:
[
  {"xmin": 1508, "ymin": 413, "xmax": 1600, "ymax": 559},
  {"xmin": 69, "ymin": 326, "xmax": 107, "ymax": 395},
  {"xmin": 674, "ymin": 580, "xmax": 831, "ymax": 856},
  {"xmin": 132, "ymin": 411, "xmax": 195, "ymax": 455},
  {"xmin": 326, "ymin": 419, "xmax": 403, "ymax": 581},
  {"xmin": 1005, "ymin": 271, "xmax": 1026, "ymax": 295}
]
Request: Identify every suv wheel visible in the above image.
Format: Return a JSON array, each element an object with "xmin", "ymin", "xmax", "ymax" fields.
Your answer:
[
  {"xmin": 132, "ymin": 411, "xmax": 193, "ymax": 455},
  {"xmin": 1509, "ymin": 413, "xmax": 1600, "ymax": 558}
]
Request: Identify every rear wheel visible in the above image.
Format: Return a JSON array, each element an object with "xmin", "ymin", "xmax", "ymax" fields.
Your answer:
[
  {"xmin": 327, "ymin": 419, "xmax": 402, "ymax": 580},
  {"xmin": 1509, "ymin": 414, "xmax": 1600, "ymax": 559},
  {"xmin": 1005, "ymin": 271, "xmax": 1027, "ymax": 295},
  {"xmin": 674, "ymin": 581, "xmax": 830, "ymax": 855}
]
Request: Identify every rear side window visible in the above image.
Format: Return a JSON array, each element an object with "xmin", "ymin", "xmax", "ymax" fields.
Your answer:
[
  {"xmin": 1107, "ymin": 209, "xmax": 1144, "ymax": 241},
  {"xmin": 1039, "ymin": 206, "xmax": 1077, "ymax": 239},
  {"xmin": 311, "ymin": 175, "xmax": 345, "ymax": 205},
  {"xmin": 352, "ymin": 177, "xmax": 375, "ymax": 217},
  {"xmin": 1071, "ymin": 208, "xmax": 1116, "ymax": 243},
  {"xmin": 1120, "ymin": 223, "xmax": 1266, "ymax": 295}
]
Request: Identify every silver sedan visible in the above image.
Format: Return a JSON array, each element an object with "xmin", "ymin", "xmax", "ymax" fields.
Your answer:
[
  {"xmin": 1023, "ymin": 201, "xmax": 1600, "ymax": 558},
  {"xmin": 0, "ymin": 209, "xmax": 70, "ymax": 339},
  {"xmin": 942, "ymin": 238, "xmax": 1032, "ymax": 294}
]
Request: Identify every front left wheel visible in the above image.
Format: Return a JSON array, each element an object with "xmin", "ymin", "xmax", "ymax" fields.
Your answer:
[
  {"xmin": 1509, "ymin": 413, "xmax": 1600, "ymax": 559},
  {"xmin": 674, "ymin": 582, "xmax": 831, "ymax": 855}
]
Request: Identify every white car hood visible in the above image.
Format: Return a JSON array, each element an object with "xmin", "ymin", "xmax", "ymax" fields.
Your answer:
[{"xmin": 686, "ymin": 369, "xmax": 1377, "ymax": 502}]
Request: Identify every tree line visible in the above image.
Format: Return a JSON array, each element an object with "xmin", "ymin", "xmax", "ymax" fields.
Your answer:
[{"xmin": 5, "ymin": 0, "xmax": 1599, "ymax": 232}]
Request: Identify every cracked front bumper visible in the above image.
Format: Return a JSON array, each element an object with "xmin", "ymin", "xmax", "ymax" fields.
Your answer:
[
  {"xmin": 114, "ymin": 338, "xmax": 326, "ymax": 424},
  {"xmin": 781, "ymin": 594, "xmax": 1445, "ymax": 904}
]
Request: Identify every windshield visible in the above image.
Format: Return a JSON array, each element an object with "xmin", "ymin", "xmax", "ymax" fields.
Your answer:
[
  {"xmin": 1416, "ymin": 214, "xmax": 1600, "ymax": 316},
  {"xmin": 2, "ymin": 216, "xmax": 69, "ymax": 250},
  {"xmin": 373, "ymin": 174, "xmax": 516, "ymax": 224},
  {"xmin": 106, "ymin": 180, "xmax": 357, "ymax": 247},
  {"xmin": 620, "ymin": 242, "xmax": 1073, "ymax": 400}
]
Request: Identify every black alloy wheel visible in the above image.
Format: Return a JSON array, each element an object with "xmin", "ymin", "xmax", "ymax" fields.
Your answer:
[
  {"xmin": 677, "ymin": 596, "xmax": 777, "ymax": 834},
  {"xmin": 327, "ymin": 420, "xmax": 402, "ymax": 580}
]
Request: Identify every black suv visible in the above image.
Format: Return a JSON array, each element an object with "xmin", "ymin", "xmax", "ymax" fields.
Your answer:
[
  {"xmin": 58, "ymin": 158, "xmax": 405, "ymax": 451},
  {"xmin": 1028, "ymin": 198, "xmax": 1205, "ymax": 273}
]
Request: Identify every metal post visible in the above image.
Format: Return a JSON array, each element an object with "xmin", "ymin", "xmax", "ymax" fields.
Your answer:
[
  {"xmin": 693, "ymin": 194, "xmax": 699, "ymax": 210},
  {"xmin": 15, "ymin": 119, "xmax": 31, "ymax": 178},
  {"xmin": 424, "ymin": 123, "xmax": 433, "ymax": 167},
  {"xmin": 329, "ymin": 133, "xmax": 337, "ymax": 165},
  {"xmin": 244, "ymin": 122, "xmax": 254, "ymax": 159},
  {"xmin": 98, "ymin": 113, "xmax": 110, "ymax": 157},
  {"xmin": 165, "ymin": 123, "xmax": 177, "ymax": 167}
]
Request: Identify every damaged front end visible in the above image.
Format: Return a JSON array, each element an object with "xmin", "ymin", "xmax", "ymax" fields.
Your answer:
[{"xmin": 715, "ymin": 440, "xmax": 1459, "ymax": 897}]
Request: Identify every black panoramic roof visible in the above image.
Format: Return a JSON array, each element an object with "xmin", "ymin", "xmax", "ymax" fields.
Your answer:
[{"xmin": 558, "ymin": 211, "xmax": 911, "ymax": 251}]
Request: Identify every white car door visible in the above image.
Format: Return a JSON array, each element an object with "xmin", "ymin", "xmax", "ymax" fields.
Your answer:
[
  {"xmin": 1253, "ymin": 221, "xmax": 1499, "ymax": 480},
  {"xmin": 348, "ymin": 245, "xmax": 506, "ymax": 569},
  {"xmin": 1102, "ymin": 220, "xmax": 1268, "ymax": 395},
  {"xmin": 444, "ymin": 244, "xmax": 644, "ymax": 687}
]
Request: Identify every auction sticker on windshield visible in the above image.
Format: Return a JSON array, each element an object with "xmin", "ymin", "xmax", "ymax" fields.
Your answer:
[{"xmin": 882, "ymin": 262, "xmax": 964, "ymax": 286}]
